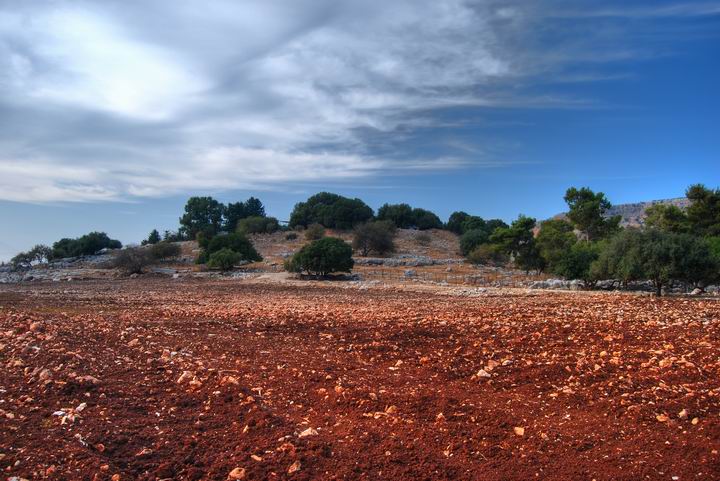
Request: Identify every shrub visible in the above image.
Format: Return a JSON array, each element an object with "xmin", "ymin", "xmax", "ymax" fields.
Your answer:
[
  {"xmin": 150, "ymin": 242, "xmax": 181, "ymax": 261},
  {"xmin": 285, "ymin": 232, "xmax": 299, "ymax": 241},
  {"xmin": 352, "ymin": 221, "xmax": 396, "ymax": 256},
  {"xmin": 305, "ymin": 223, "xmax": 326, "ymax": 241},
  {"xmin": 112, "ymin": 248, "xmax": 152, "ymax": 275},
  {"xmin": 415, "ymin": 232, "xmax": 432, "ymax": 246},
  {"xmin": 237, "ymin": 216, "xmax": 280, "ymax": 234},
  {"xmin": 285, "ymin": 237, "xmax": 354, "ymax": 276},
  {"xmin": 460, "ymin": 229, "xmax": 489, "ymax": 256},
  {"xmin": 289, "ymin": 192, "xmax": 373, "ymax": 230},
  {"xmin": 467, "ymin": 244, "xmax": 508, "ymax": 266},
  {"xmin": 446, "ymin": 211, "xmax": 470, "ymax": 234},
  {"xmin": 207, "ymin": 248, "xmax": 242, "ymax": 271},
  {"xmin": 51, "ymin": 232, "xmax": 122, "ymax": 259},
  {"xmin": 377, "ymin": 204, "xmax": 442, "ymax": 230},
  {"xmin": 143, "ymin": 229, "xmax": 161, "ymax": 245},
  {"xmin": 197, "ymin": 233, "xmax": 262, "ymax": 264},
  {"xmin": 536, "ymin": 219, "xmax": 577, "ymax": 272},
  {"xmin": 10, "ymin": 245, "xmax": 53, "ymax": 270},
  {"xmin": 553, "ymin": 242, "xmax": 601, "ymax": 286}
]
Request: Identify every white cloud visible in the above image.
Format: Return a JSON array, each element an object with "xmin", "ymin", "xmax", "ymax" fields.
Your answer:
[{"xmin": 0, "ymin": 0, "xmax": 717, "ymax": 202}]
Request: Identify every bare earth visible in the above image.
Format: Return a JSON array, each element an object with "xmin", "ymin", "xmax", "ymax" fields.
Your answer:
[{"xmin": 1, "ymin": 279, "xmax": 720, "ymax": 480}]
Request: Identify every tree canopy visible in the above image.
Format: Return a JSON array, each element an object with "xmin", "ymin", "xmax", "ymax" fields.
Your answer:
[{"xmin": 289, "ymin": 192, "xmax": 373, "ymax": 230}]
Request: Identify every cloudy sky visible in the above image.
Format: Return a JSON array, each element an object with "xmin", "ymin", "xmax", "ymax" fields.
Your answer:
[{"xmin": 1, "ymin": 0, "xmax": 719, "ymax": 259}]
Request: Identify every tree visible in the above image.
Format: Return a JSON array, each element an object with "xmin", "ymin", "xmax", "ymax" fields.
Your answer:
[
  {"xmin": 179, "ymin": 196, "xmax": 225, "ymax": 239},
  {"xmin": 285, "ymin": 237, "xmax": 354, "ymax": 276},
  {"xmin": 644, "ymin": 204, "xmax": 689, "ymax": 233},
  {"xmin": 352, "ymin": 221, "xmax": 396, "ymax": 256},
  {"xmin": 412, "ymin": 208, "xmax": 443, "ymax": 230},
  {"xmin": 377, "ymin": 204, "xmax": 442, "ymax": 230},
  {"xmin": 197, "ymin": 233, "xmax": 262, "ymax": 264},
  {"xmin": 485, "ymin": 219, "xmax": 509, "ymax": 235},
  {"xmin": 536, "ymin": 219, "xmax": 577, "ymax": 272},
  {"xmin": 51, "ymin": 232, "xmax": 122, "ymax": 259},
  {"xmin": 144, "ymin": 229, "xmax": 161, "ymax": 245},
  {"xmin": 223, "ymin": 202, "xmax": 248, "ymax": 232},
  {"xmin": 685, "ymin": 184, "xmax": 720, "ymax": 237},
  {"xmin": 460, "ymin": 229, "xmax": 489, "ymax": 256},
  {"xmin": 553, "ymin": 241, "xmax": 601, "ymax": 286},
  {"xmin": 564, "ymin": 187, "xmax": 621, "ymax": 241},
  {"xmin": 236, "ymin": 216, "xmax": 279, "ymax": 235},
  {"xmin": 461, "ymin": 216, "xmax": 487, "ymax": 234},
  {"xmin": 112, "ymin": 248, "xmax": 152, "ymax": 275},
  {"xmin": 289, "ymin": 192, "xmax": 373, "ymax": 230},
  {"xmin": 490, "ymin": 215, "xmax": 544, "ymax": 273},
  {"xmin": 377, "ymin": 204, "xmax": 414, "ymax": 229},
  {"xmin": 207, "ymin": 248, "xmax": 242, "ymax": 271},
  {"xmin": 446, "ymin": 211, "xmax": 470, "ymax": 234},
  {"xmin": 671, "ymin": 234, "xmax": 720, "ymax": 289},
  {"xmin": 244, "ymin": 197, "xmax": 266, "ymax": 218},
  {"xmin": 224, "ymin": 197, "xmax": 268, "ymax": 232}
]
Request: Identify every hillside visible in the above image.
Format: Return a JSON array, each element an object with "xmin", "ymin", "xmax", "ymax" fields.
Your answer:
[{"xmin": 555, "ymin": 197, "xmax": 690, "ymax": 228}]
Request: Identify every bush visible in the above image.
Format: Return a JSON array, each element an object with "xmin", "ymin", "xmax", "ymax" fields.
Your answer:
[
  {"xmin": 285, "ymin": 237, "xmax": 354, "ymax": 276},
  {"xmin": 467, "ymin": 244, "xmax": 508, "ymax": 266},
  {"xmin": 536, "ymin": 219, "xmax": 577, "ymax": 272},
  {"xmin": 197, "ymin": 233, "xmax": 262, "ymax": 264},
  {"xmin": 207, "ymin": 248, "xmax": 242, "ymax": 271},
  {"xmin": 52, "ymin": 232, "xmax": 122, "ymax": 259},
  {"xmin": 446, "ymin": 211, "xmax": 470, "ymax": 234},
  {"xmin": 285, "ymin": 232, "xmax": 299, "ymax": 241},
  {"xmin": 352, "ymin": 221, "xmax": 396, "ymax": 256},
  {"xmin": 415, "ymin": 232, "xmax": 432, "ymax": 246},
  {"xmin": 150, "ymin": 242, "xmax": 181, "ymax": 261},
  {"xmin": 553, "ymin": 242, "xmax": 601, "ymax": 286},
  {"xmin": 460, "ymin": 229, "xmax": 489, "ymax": 256},
  {"xmin": 377, "ymin": 204, "xmax": 442, "ymax": 230},
  {"xmin": 305, "ymin": 223, "xmax": 326, "ymax": 241},
  {"xmin": 236, "ymin": 216, "xmax": 280, "ymax": 235},
  {"xmin": 112, "ymin": 248, "xmax": 152, "ymax": 275},
  {"xmin": 289, "ymin": 192, "xmax": 373, "ymax": 230},
  {"xmin": 10, "ymin": 245, "xmax": 53, "ymax": 269}
]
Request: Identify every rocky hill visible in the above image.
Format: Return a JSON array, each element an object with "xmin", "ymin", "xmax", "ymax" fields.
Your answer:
[{"xmin": 555, "ymin": 197, "xmax": 690, "ymax": 228}]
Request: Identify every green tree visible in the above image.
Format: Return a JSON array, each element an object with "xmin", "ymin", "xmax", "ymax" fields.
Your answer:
[
  {"xmin": 490, "ymin": 215, "xmax": 544, "ymax": 273},
  {"xmin": 564, "ymin": 187, "xmax": 621, "ymax": 241},
  {"xmin": 51, "ymin": 232, "xmax": 122, "ymax": 259},
  {"xmin": 536, "ymin": 219, "xmax": 577, "ymax": 272},
  {"xmin": 377, "ymin": 203, "xmax": 414, "ymax": 228},
  {"xmin": 144, "ymin": 229, "xmax": 161, "ymax": 245},
  {"xmin": 244, "ymin": 197, "xmax": 266, "ymax": 218},
  {"xmin": 685, "ymin": 184, "xmax": 720, "ymax": 236},
  {"xmin": 197, "ymin": 233, "xmax": 262, "ymax": 264},
  {"xmin": 446, "ymin": 211, "xmax": 470, "ymax": 234},
  {"xmin": 644, "ymin": 204, "xmax": 689, "ymax": 233},
  {"xmin": 180, "ymin": 196, "xmax": 225, "ymax": 239},
  {"xmin": 460, "ymin": 229, "xmax": 489, "ymax": 256},
  {"xmin": 289, "ymin": 192, "xmax": 373, "ymax": 230},
  {"xmin": 461, "ymin": 216, "xmax": 486, "ymax": 234},
  {"xmin": 285, "ymin": 237, "xmax": 354, "ymax": 276},
  {"xmin": 554, "ymin": 241, "xmax": 601, "ymax": 286},
  {"xmin": 236, "ymin": 216, "xmax": 280, "ymax": 235},
  {"xmin": 412, "ymin": 208, "xmax": 443, "ymax": 230},
  {"xmin": 207, "ymin": 248, "xmax": 242, "ymax": 271},
  {"xmin": 224, "ymin": 197, "xmax": 267, "ymax": 232},
  {"xmin": 352, "ymin": 221, "xmax": 396, "ymax": 256}
]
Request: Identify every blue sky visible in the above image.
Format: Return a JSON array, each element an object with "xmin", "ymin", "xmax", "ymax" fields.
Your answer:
[{"xmin": 1, "ymin": 0, "xmax": 719, "ymax": 260}]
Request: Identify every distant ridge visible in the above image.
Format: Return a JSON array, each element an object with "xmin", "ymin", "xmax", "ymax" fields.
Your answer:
[
  {"xmin": 554, "ymin": 197, "xmax": 691, "ymax": 228},
  {"xmin": 605, "ymin": 198, "xmax": 690, "ymax": 227}
]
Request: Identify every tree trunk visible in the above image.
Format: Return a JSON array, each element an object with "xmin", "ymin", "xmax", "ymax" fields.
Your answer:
[{"xmin": 655, "ymin": 281, "xmax": 662, "ymax": 297}]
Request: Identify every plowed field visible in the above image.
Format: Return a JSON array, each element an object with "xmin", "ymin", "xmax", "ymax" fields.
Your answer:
[{"xmin": 1, "ymin": 279, "xmax": 719, "ymax": 480}]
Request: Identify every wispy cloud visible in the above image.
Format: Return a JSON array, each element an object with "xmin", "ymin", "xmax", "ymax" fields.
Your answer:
[{"xmin": 0, "ymin": 0, "xmax": 717, "ymax": 202}]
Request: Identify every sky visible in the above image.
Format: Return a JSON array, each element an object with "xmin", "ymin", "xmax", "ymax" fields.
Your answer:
[{"xmin": 1, "ymin": 0, "xmax": 719, "ymax": 260}]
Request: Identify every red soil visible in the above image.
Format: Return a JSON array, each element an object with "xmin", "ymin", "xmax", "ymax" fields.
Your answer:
[{"xmin": 1, "ymin": 279, "xmax": 720, "ymax": 480}]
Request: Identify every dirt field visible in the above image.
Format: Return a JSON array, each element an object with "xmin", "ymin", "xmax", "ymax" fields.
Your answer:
[{"xmin": 2, "ymin": 279, "xmax": 720, "ymax": 480}]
